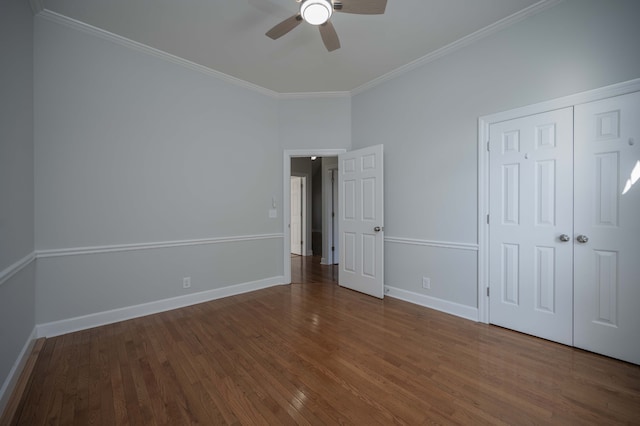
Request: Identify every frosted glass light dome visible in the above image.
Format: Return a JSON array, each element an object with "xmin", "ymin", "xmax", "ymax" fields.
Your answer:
[{"xmin": 300, "ymin": 0, "xmax": 333, "ymax": 25}]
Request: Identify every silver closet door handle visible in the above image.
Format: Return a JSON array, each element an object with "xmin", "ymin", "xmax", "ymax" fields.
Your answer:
[
  {"xmin": 374, "ymin": 226, "xmax": 382, "ymax": 232},
  {"xmin": 559, "ymin": 234, "xmax": 571, "ymax": 242},
  {"xmin": 576, "ymin": 234, "xmax": 589, "ymax": 243}
]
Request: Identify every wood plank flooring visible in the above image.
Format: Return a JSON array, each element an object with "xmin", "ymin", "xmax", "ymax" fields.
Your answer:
[{"xmin": 8, "ymin": 256, "xmax": 640, "ymax": 425}]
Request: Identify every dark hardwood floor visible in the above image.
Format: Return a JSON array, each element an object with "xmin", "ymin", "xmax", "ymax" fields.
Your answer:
[{"xmin": 7, "ymin": 256, "xmax": 640, "ymax": 425}]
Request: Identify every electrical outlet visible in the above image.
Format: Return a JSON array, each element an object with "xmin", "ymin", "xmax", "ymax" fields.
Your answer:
[
  {"xmin": 422, "ymin": 276, "xmax": 431, "ymax": 289},
  {"xmin": 183, "ymin": 277, "xmax": 191, "ymax": 289}
]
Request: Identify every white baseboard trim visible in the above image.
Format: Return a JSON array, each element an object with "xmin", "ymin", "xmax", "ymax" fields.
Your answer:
[
  {"xmin": 36, "ymin": 276, "xmax": 286, "ymax": 338},
  {"xmin": 0, "ymin": 327, "xmax": 37, "ymax": 418},
  {"xmin": 385, "ymin": 286, "xmax": 479, "ymax": 322}
]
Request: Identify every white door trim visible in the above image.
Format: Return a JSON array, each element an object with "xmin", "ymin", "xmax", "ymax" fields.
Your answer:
[
  {"xmin": 283, "ymin": 149, "xmax": 347, "ymax": 284},
  {"xmin": 321, "ymin": 166, "xmax": 339, "ymax": 265},
  {"xmin": 478, "ymin": 78, "xmax": 640, "ymax": 323},
  {"xmin": 290, "ymin": 175, "xmax": 307, "ymax": 256}
]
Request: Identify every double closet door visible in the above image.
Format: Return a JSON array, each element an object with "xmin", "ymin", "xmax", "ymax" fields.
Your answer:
[{"xmin": 489, "ymin": 91, "xmax": 640, "ymax": 365}]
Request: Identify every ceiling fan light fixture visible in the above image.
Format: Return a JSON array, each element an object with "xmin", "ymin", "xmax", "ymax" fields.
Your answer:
[{"xmin": 300, "ymin": 0, "xmax": 333, "ymax": 25}]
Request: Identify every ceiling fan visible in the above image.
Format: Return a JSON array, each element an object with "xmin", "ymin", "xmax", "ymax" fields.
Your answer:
[{"xmin": 265, "ymin": 0, "xmax": 387, "ymax": 52}]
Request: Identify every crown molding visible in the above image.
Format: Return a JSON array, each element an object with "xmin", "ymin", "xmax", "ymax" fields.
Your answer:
[
  {"xmin": 36, "ymin": 0, "xmax": 564, "ymax": 99},
  {"xmin": 37, "ymin": 9, "xmax": 347, "ymax": 100},
  {"xmin": 28, "ymin": 0, "xmax": 44, "ymax": 15},
  {"xmin": 37, "ymin": 9, "xmax": 281, "ymax": 99},
  {"xmin": 351, "ymin": 0, "xmax": 564, "ymax": 96},
  {"xmin": 278, "ymin": 91, "xmax": 351, "ymax": 100}
]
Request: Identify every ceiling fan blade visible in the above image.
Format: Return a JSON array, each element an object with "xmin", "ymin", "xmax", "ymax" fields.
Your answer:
[
  {"xmin": 336, "ymin": 0, "xmax": 387, "ymax": 14},
  {"xmin": 319, "ymin": 21, "xmax": 340, "ymax": 52},
  {"xmin": 266, "ymin": 14, "xmax": 303, "ymax": 39}
]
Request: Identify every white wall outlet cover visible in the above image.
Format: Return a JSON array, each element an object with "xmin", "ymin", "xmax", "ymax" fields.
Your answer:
[
  {"xmin": 269, "ymin": 209, "xmax": 277, "ymax": 218},
  {"xmin": 422, "ymin": 277, "xmax": 431, "ymax": 289}
]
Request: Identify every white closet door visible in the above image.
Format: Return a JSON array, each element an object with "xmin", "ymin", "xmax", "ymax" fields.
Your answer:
[
  {"xmin": 489, "ymin": 108, "xmax": 574, "ymax": 345},
  {"xmin": 574, "ymin": 91, "xmax": 640, "ymax": 365}
]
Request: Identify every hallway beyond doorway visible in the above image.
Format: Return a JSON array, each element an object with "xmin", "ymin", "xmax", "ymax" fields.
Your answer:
[{"xmin": 291, "ymin": 255, "xmax": 338, "ymax": 284}]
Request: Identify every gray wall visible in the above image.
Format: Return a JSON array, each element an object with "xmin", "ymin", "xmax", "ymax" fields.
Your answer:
[
  {"xmin": 278, "ymin": 97, "xmax": 351, "ymax": 151},
  {"xmin": 34, "ymin": 16, "xmax": 284, "ymax": 323},
  {"xmin": 0, "ymin": 0, "xmax": 36, "ymax": 413},
  {"xmin": 352, "ymin": 0, "xmax": 640, "ymax": 308},
  {"xmin": 0, "ymin": 1, "xmax": 35, "ymax": 270},
  {"xmin": 32, "ymin": 16, "xmax": 352, "ymax": 325}
]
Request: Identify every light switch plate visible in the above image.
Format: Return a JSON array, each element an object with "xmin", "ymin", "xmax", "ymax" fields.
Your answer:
[{"xmin": 269, "ymin": 209, "xmax": 277, "ymax": 218}]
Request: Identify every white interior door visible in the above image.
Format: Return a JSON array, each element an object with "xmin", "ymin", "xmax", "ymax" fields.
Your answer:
[
  {"xmin": 489, "ymin": 108, "xmax": 574, "ymax": 345},
  {"xmin": 574, "ymin": 91, "xmax": 640, "ymax": 364},
  {"xmin": 290, "ymin": 176, "xmax": 303, "ymax": 256},
  {"xmin": 339, "ymin": 145, "xmax": 384, "ymax": 298}
]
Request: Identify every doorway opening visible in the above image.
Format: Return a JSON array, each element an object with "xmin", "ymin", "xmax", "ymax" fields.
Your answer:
[{"xmin": 283, "ymin": 149, "xmax": 346, "ymax": 285}]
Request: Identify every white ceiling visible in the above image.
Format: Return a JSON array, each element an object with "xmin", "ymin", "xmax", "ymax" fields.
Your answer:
[{"xmin": 41, "ymin": 0, "xmax": 545, "ymax": 94}]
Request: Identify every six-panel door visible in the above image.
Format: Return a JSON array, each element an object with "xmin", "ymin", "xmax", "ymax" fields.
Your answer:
[
  {"xmin": 489, "ymin": 108, "xmax": 574, "ymax": 345},
  {"xmin": 339, "ymin": 145, "xmax": 384, "ymax": 298},
  {"xmin": 574, "ymin": 91, "xmax": 640, "ymax": 365}
]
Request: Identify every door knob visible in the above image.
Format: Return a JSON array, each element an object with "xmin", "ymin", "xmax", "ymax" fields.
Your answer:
[
  {"xmin": 576, "ymin": 234, "xmax": 589, "ymax": 243},
  {"xmin": 559, "ymin": 234, "xmax": 571, "ymax": 242},
  {"xmin": 374, "ymin": 226, "xmax": 382, "ymax": 232}
]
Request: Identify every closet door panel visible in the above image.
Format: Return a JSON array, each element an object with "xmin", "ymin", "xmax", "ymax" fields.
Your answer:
[
  {"xmin": 574, "ymin": 91, "xmax": 640, "ymax": 365},
  {"xmin": 488, "ymin": 108, "xmax": 574, "ymax": 345}
]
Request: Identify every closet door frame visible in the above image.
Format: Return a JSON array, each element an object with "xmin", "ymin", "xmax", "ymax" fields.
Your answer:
[{"xmin": 477, "ymin": 78, "xmax": 640, "ymax": 324}]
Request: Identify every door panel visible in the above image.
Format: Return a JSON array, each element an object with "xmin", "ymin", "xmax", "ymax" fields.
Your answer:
[
  {"xmin": 489, "ymin": 108, "xmax": 574, "ymax": 345},
  {"xmin": 574, "ymin": 91, "xmax": 640, "ymax": 364},
  {"xmin": 339, "ymin": 145, "xmax": 384, "ymax": 298}
]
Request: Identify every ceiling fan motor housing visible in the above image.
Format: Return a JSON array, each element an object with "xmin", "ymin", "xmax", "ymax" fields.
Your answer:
[
  {"xmin": 267, "ymin": 0, "xmax": 386, "ymax": 52},
  {"xmin": 300, "ymin": 0, "xmax": 333, "ymax": 25}
]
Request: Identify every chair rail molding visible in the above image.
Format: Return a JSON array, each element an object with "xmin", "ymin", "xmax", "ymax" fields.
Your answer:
[
  {"xmin": 0, "ymin": 252, "xmax": 36, "ymax": 286},
  {"xmin": 384, "ymin": 236, "xmax": 478, "ymax": 251},
  {"xmin": 36, "ymin": 233, "xmax": 284, "ymax": 259}
]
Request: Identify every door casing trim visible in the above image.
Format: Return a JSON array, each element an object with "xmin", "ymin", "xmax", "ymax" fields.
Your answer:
[{"xmin": 283, "ymin": 149, "xmax": 347, "ymax": 284}]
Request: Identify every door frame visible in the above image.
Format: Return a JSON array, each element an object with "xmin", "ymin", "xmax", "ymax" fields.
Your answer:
[
  {"xmin": 290, "ymin": 175, "xmax": 307, "ymax": 256},
  {"xmin": 283, "ymin": 149, "xmax": 346, "ymax": 284},
  {"xmin": 477, "ymin": 78, "xmax": 640, "ymax": 324},
  {"xmin": 329, "ymin": 167, "xmax": 338, "ymax": 264},
  {"xmin": 321, "ymin": 162, "xmax": 339, "ymax": 265}
]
